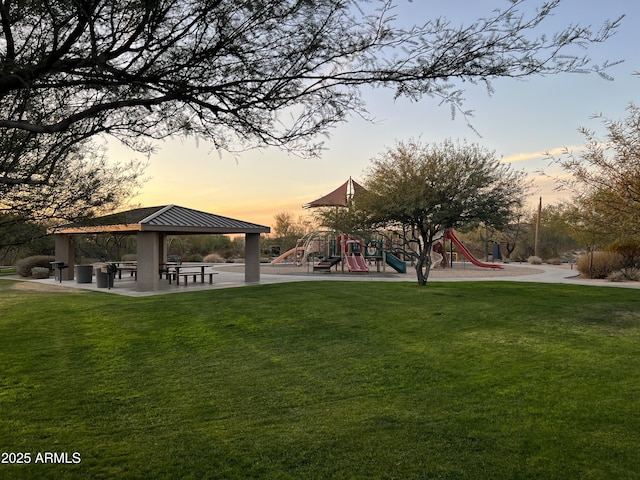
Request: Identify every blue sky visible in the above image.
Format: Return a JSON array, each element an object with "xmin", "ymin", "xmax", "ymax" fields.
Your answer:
[{"xmin": 116, "ymin": 0, "xmax": 639, "ymax": 227}]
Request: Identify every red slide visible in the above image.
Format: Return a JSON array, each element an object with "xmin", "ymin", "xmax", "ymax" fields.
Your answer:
[
  {"xmin": 444, "ymin": 230, "xmax": 503, "ymax": 269},
  {"xmin": 346, "ymin": 253, "xmax": 369, "ymax": 272}
]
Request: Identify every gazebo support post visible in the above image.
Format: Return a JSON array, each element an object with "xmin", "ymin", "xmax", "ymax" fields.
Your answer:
[
  {"xmin": 245, "ymin": 233, "xmax": 261, "ymax": 283},
  {"xmin": 137, "ymin": 231, "xmax": 160, "ymax": 291},
  {"xmin": 54, "ymin": 234, "xmax": 75, "ymax": 281}
]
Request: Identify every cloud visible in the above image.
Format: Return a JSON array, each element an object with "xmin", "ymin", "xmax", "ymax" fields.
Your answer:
[{"xmin": 500, "ymin": 145, "xmax": 587, "ymax": 164}]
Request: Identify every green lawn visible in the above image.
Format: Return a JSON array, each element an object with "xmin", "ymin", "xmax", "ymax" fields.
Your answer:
[{"xmin": 1, "ymin": 279, "xmax": 639, "ymax": 479}]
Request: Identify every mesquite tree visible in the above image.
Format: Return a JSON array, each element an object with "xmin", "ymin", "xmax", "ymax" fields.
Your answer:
[
  {"xmin": 0, "ymin": 0, "xmax": 621, "ymax": 191},
  {"xmin": 359, "ymin": 139, "xmax": 528, "ymax": 286},
  {"xmin": 550, "ymin": 103, "xmax": 640, "ymax": 238}
]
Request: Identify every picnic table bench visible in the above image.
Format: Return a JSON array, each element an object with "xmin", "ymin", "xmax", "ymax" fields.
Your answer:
[
  {"xmin": 168, "ymin": 264, "xmax": 218, "ymax": 286},
  {"xmin": 112, "ymin": 261, "xmax": 137, "ymax": 279}
]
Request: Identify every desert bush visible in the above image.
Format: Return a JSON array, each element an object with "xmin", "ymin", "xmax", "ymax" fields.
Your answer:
[
  {"xmin": 608, "ymin": 239, "xmax": 640, "ymax": 269},
  {"xmin": 576, "ymin": 251, "xmax": 624, "ymax": 279},
  {"xmin": 607, "ymin": 267, "xmax": 640, "ymax": 282},
  {"xmin": 607, "ymin": 270, "xmax": 627, "ymax": 282},
  {"xmin": 547, "ymin": 257, "xmax": 563, "ymax": 265},
  {"xmin": 30, "ymin": 267, "xmax": 51, "ymax": 279},
  {"xmin": 16, "ymin": 255, "xmax": 55, "ymax": 277},
  {"xmin": 183, "ymin": 253, "xmax": 203, "ymax": 262},
  {"xmin": 203, "ymin": 253, "xmax": 224, "ymax": 263},
  {"xmin": 527, "ymin": 256, "xmax": 542, "ymax": 265},
  {"xmin": 622, "ymin": 267, "xmax": 640, "ymax": 281}
]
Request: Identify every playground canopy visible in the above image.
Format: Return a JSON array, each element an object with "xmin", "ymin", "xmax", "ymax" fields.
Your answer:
[
  {"xmin": 303, "ymin": 177, "xmax": 365, "ymax": 208},
  {"xmin": 48, "ymin": 204, "xmax": 270, "ymax": 291}
]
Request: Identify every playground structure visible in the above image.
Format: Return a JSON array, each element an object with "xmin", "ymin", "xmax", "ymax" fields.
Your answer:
[
  {"xmin": 271, "ymin": 230, "xmax": 403, "ymax": 273},
  {"xmin": 270, "ymin": 229, "xmax": 502, "ymax": 273},
  {"xmin": 278, "ymin": 179, "xmax": 502, "ymax": 273}
]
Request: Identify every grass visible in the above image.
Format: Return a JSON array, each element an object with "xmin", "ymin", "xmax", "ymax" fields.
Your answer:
[{"xmin": 1, "ymin": 279, "xmax": 639, "ymax": 479}]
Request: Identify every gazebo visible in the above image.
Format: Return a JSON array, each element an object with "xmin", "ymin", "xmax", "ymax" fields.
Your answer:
[{"xmin": 48, "ymin": 205, "xmax": 270, "ymax": 291}]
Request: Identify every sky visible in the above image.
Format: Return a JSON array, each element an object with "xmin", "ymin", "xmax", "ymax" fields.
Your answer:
[{"xmin": 109, "ymin": 0, "xmax": 639, "ymax": 229}]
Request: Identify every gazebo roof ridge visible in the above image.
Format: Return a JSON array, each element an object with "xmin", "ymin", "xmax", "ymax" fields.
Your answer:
[{"xmin": 139, "ymin": 204, "xmax": 175, "ymax": 224}]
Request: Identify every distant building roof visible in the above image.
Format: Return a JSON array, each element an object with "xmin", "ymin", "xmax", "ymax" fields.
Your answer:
[{"xmin": 49, "ymin": 205, "xmax": 270, "ymax": 235}]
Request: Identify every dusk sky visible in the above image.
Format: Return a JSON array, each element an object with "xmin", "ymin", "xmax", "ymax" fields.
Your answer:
[{"xmin": 111, "ymin": 0, "xmax": 639, "ymax": 228}]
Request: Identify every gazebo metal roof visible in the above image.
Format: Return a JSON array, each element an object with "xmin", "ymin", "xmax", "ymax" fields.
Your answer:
[{"xmin": 50, "ymin": 205, "xmax": 270, "ymax": 235}]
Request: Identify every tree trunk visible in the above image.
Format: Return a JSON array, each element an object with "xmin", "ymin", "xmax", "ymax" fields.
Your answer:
[{"xmin": 415, "ymin": 237, "xmax": 433, "ymax": 286}]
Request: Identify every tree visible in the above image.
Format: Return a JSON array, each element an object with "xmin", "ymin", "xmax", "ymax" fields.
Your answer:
[
  {"xmin": 526, "ymin": 202, "xmax": 578, "ymax": 261},
  {"xmin": 0, "ymin": 213, "xmax": 52, "ymax": 265},
  {"xmin": 550, "ymin": 103, "xmax": 640, "ymax": 238},
  {"xmin": 358, "ymin": 139, "xmax": 528, "ymax": 286},
  {"xmin": 561, "ymin": 196, "xmax": 618, "ymax": 277},
  {"xmin": 498, "ymin": 209, "xmax": 527, "ymax": 261},
  {"xmin": 271, "ymin": 211, "xmax": 314, "ymax": 251},
  {"xmin": 0, "ymin": 138, "xmax": 146, "ymax": 246},
  {"xmin": 0, "ymin": 0, "xmax": 621, "ymax": 190}
]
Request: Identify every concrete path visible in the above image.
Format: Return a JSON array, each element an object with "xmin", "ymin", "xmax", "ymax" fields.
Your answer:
[{"xmin": 3, "ymin": 262, "xmax": 639, "ymax": 297}]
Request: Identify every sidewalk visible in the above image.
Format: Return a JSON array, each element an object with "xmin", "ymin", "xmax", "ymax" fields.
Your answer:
[
  {"xmin": 3, "ymin": 262, "xmax": 640, "ymax": 297},
  {"xmin": 255, "ymin": 262, "xmax": 640, "ymax": 289}
]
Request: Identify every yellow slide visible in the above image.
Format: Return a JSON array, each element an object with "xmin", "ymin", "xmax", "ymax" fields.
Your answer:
[{"xmin": 270, "ymin": 247, "xmax": 304, "ymax": 265}]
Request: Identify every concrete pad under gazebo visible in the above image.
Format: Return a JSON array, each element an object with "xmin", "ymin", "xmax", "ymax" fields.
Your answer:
[{"xmin": 48, "ymin": 205, "xmax": 270, "ymax": 292}]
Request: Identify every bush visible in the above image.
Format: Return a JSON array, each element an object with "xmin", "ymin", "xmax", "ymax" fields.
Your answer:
[
  {"xmin": 608, "ymin": 239, "xmax": 640, "ymax": 268},
  {"xmin": 30, "ymin": 267, "xmax": 51, "ymax": 279},
  {"xmin": 183, "ymin": 253, "xmax": 203, "ymax": 262},
  {"xmin": 121, "ymin": 254, "xmax": 137, "ymax": 262},
  {"xmin": 16, "ymin": 255, "xmax": 55, "ymax": 277},
  {"xmin": 622, "ymin": 267, "xmax": 640, "ymax": 281},
  {"xmin": 576, "ymin": 251, "xmax": 624, "ymax": 279},
  {"xmin": 203, "ymin": 253, "xmax": 224, "ymax": 263},
  {"xmin": 527, "ymin": 256, "xmax": 542, "ymax": 265},
  {"xmin": 562, "ymin": 252, "xmax": 578, "ymax": 264},
  {"xmin": 607, "ymin": 267, "xmax": 640, "ymax": 282}
]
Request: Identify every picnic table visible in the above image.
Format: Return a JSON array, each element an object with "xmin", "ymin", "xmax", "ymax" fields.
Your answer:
[
  {"xmin": 167, "ymin": 263, "xmax": 218, "ymax": 286},
  {"xmin": 111, "ymin": 261, "xmax": 138, "ymax": 279}
]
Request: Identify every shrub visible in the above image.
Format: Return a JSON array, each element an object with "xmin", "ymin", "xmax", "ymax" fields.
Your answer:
[
  {"xmin": 547, "ymin": 257, "xmax": 563, "ymax": 265},
  {"xmin": 527, "ymin": 256, "xmax": 542, "ymax": 265},
  {"xmin": 562, "ymin": 252, "xmax": 578, "ymax": 264},
  {"xmin": 16, "ymin": 255, "xmax": 55, "ymax": 277},
  {"xmin": 576, "ymin": 251, "xmax": 624, "ymax": 279},
  {"xmin": 608, "ymin": 239, "xmax": 640, "ymax": 268},
  {"xmin": 607, "ymin": 267, "xmax": 640, "ymax": 282},
  {"xmin": 184, "ymin": 253, "xmax": 203, "ymax": 262},
  {"xmin": 203, "ymin": 253, "xmax": 224, "ymax": 263},
  {"xmin": 30, "ymin": 267, "xmax": 51, "ymax": 279},
  {"xmin": 121, "ymin": 254, "xmax": 137, "ymax": 262},
  {"xmin": 622, "ymin": 267, "xmax": 640, "ymax": 281}
]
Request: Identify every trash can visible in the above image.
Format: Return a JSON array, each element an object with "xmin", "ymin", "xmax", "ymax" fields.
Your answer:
[
  {"xmin": 96, "ymin": 267, "xmax": 114, "ymax": 288},
  {"xmin": 76, "ymin": 265, "xmax": 93, "ymax": 284}
]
